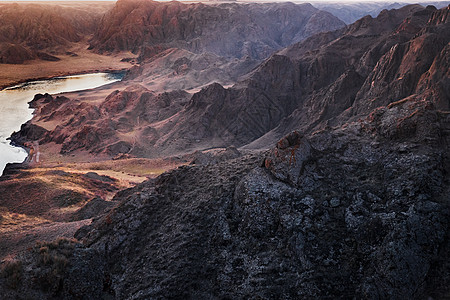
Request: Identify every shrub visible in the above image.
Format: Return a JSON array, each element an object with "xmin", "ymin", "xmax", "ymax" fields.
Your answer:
[
  {"xmin": 1, "ymin": 259, "xmax": 23, "ymax": 289},
  {"xmin": 33, "ymin": 238, "xmax": 77, "ymax": 293}
]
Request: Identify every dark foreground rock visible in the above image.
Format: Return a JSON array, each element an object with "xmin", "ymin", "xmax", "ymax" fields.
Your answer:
[
  {"xmin": 80, "ymin": 98, "xmax": 449, "ymax": 299},
  {"xmin": 1, "ymin": 4, "xmax": 449, "ymax": 300},
  {"xmin": 88, "ymin": 94, "xmax": 448, "ymax": 299},
  {"xmin": 0, "ymin": 239, "xmax": 108, "ymax": 300},
  {"xmin": 4, "ymin": 90, "xmax": 448, "ymax": 298}
]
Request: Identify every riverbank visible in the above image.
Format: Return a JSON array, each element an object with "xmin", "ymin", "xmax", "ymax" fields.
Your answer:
[
  {"xmin": 1, "ymin": 68, "xmax": 128, "ymax": 92},
  {"xmin": 0, "ymin": 45, "xmax": 136, "ymax": 90},
  {"xmin": 0, "ymin": 71, "xmax": 187, "ymax": 260},
  {"xmin": 0, "ymin": 72, "xmax": 131, "ymax": 177}
]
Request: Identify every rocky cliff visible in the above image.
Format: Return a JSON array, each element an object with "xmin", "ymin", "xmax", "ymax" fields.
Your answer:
[
  {"xmin": 90, "ymin": 0, "xmax": 345, "ymax": 60},
  {"xmin": 3, "ymin": 73, "xmax": 449, "ymax": 298},
  {"xmin": 2, "ymin": 4, "xmax": 449, "ymax": 299},
  {"xmin": 30, "ymin": 5, "xmax": 450, "ymax": 160},
  {"xmin": 0, "ymin": 3, "xmax": 110, "ymax": 64},
  {"xmin": 78, "ymin": 94, "xmax": 450, "ymax": 299}
]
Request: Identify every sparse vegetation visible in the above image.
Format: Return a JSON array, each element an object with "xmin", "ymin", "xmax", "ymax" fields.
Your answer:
[
  {"xmin": 0, "ymin": 207, "xmax": 5, "ymax": 223},
  {"xmin": 1, "ymin": 259, "xmax": 23, "ymax": 289},
  {"xmin": 52, "ymin": 191, "xmax": 87, "ymax": 207},
  {"xmin": 0, "ymin": 238, "xmax": 103, "ymax": 297},
  {"xmin": 71, "ymin": 158, "xmax": 182, "ymax": 178},
  {"xmin": 33, "ymin": 238, "xmax": 78, "ymax": 293}
]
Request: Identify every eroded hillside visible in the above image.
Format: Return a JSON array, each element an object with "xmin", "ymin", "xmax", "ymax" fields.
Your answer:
[{"xmin": 0, "ymin": 3, "xmax": 449, "ymax": 299}]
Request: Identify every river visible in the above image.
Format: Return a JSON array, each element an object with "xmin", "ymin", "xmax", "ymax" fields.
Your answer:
[{"xmin": 0, "ymin": 72, "xmax": 123, "ymax": 176}]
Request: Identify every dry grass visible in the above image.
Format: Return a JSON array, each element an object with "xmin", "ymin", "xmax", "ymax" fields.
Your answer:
[
  {"xmin": 36, "ymin": 238, "xmax": 77, "ymax": 264},
  {"xmin": 33, "ymin": 238, "xmax": 79, "ymax": 293},
  {"xmin": 0, "ymin": 164, "xmax": 131, "ymax": 222},
  {"xmin": 0, "ymin": 208, "xmax": 47, "ymax": 233},
  {"xmin": 0, "ymin": 259, "xmax": 23, "ymax": 289},
  {"xmin": 67, "ymin": 158, "xmax": 184, "ymax": 179}
]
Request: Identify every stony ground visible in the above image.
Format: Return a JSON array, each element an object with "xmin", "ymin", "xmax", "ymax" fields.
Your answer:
[
  {"xmin": 0, "ymin": 4, "xmax": 449, "ymax": 299},
  {"xmin": 2, "ymin": 91, "xmax": 448, "ymax": 299}
]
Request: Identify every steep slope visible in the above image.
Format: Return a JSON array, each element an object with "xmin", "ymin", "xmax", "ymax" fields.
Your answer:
[
  {"xmin": 3, "ymin": 73, "xmax": 450, "ymax": 299},
  {"xmin": 123, "ymin": 48, "xmax": 261, "ymax": 92},
  {"xmin": 0, "ymin": 3, "xmax": 110, "ymax": 64},
  {"xmin": 90, "ymin": 0, "xmax": 345, "ymax": 60},
  {"xmin": 313, "ymin": 0, "xmax": 450, "ymax": 24},
  {"xmin": 24, "ymin": 5, "xmax": 449, "ymax": 159},
  {"xmin": 244, "ymin": 4, "xmax": 450, "ymax": 148}
]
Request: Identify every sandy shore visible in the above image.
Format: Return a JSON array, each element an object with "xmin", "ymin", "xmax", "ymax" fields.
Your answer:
[
  {"xmin": 0, "ymin": 45, "xmax": 136, "ymax": 90},
  {"xmin": 0, "ymin": 47, "xmax": 138, "ymax": 258}
]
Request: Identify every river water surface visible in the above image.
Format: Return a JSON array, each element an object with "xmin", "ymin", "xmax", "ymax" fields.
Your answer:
[{"xmin": 0, "ymin": 73, "xmax": 123, "ymax": 176}]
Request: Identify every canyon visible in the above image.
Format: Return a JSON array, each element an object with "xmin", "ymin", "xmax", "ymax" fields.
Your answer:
[{"xmin": 0, "ymin": 0, "xmax": 449, "ymax": 299}]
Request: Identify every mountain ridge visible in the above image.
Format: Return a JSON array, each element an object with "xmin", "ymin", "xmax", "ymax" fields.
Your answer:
[
  {"xmin": 31, "ymin": 4, "xmax": 449, "ymax": 157},
  {"xmin": 1, "ymin": 3, "xmax": 449, "ymax": 299},
  {"xmin": 0, "ymin": 2, "xmax": 112, "ymax": 64},
  {"xmin": 90, "ymin": 0, "xmax": 345, "ymax": 60}
]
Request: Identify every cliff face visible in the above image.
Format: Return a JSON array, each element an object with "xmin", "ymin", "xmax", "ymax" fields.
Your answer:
[
  {"xmin": 76, "ymin": 96, "xmax": 449, "ymax": 299},
  {"xmin": 0, "ymin": 3, "xmax": 109, "ymax": 64},
  {"xmin": 245, "ymin": 4, "xmax": 450, "ymax": 148},
  {"xmin": 90, "ymin": 0, "xmax": 345, "ymax": 60},
  {"xmin": 33, "ymin": 5, "xmax": 449, "ymax": 159},
  {"xmin": 2, "ymin": 5, "xmax": 450, "ymax": 299}
]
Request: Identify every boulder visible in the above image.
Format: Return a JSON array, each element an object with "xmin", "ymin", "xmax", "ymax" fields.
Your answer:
[{"xmin": 264, "ymin": 131, "xmax": 311, "ymax": 186}]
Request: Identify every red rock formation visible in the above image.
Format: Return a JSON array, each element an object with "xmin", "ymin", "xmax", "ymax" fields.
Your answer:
[
  {"xmin": 91, "ymin": 0, "xmax": 345, "ymax": 60},
  {"xmin": 0, "ymin": 3, "xmax": 109, "ymax": 63},
  {"xmin": 18, "ymin": 5, "xmax": 450, "ymax": 161}
]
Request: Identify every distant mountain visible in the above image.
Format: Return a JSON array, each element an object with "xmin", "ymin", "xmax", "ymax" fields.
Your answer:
[
  {"xmin": 10, "ymin": 0, "xmax": 349, "ymax": 157},
  {"xmin": 90, "ymin": 0, "xmax": 345, "ymax": 60},
  {"xmin": 313, "ymin": 0, "xmax": 450, "ymax": 24},
  {"xmin": 30, "ymin": 4, "xmax": 448, "ymax": 158}
]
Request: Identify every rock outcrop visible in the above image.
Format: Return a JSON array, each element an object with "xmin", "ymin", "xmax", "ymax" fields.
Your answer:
[
  {"xmin": 264, "ymin": 131, "xmax": 311, "ymax": 186},
  {"xmin": 1, "ymin": 4, "xmax": 450, "ymax": 300},
  {"xmin": 90, "ymin": 0, "xmax": 345, "ymax": 60},
  {"xmin": 9, "ymin": 87, "xmax": 447, "ymax": 299},
  {"xmin": 0, "ymin": 2, "xmax": 110, "ymax": 64}
]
